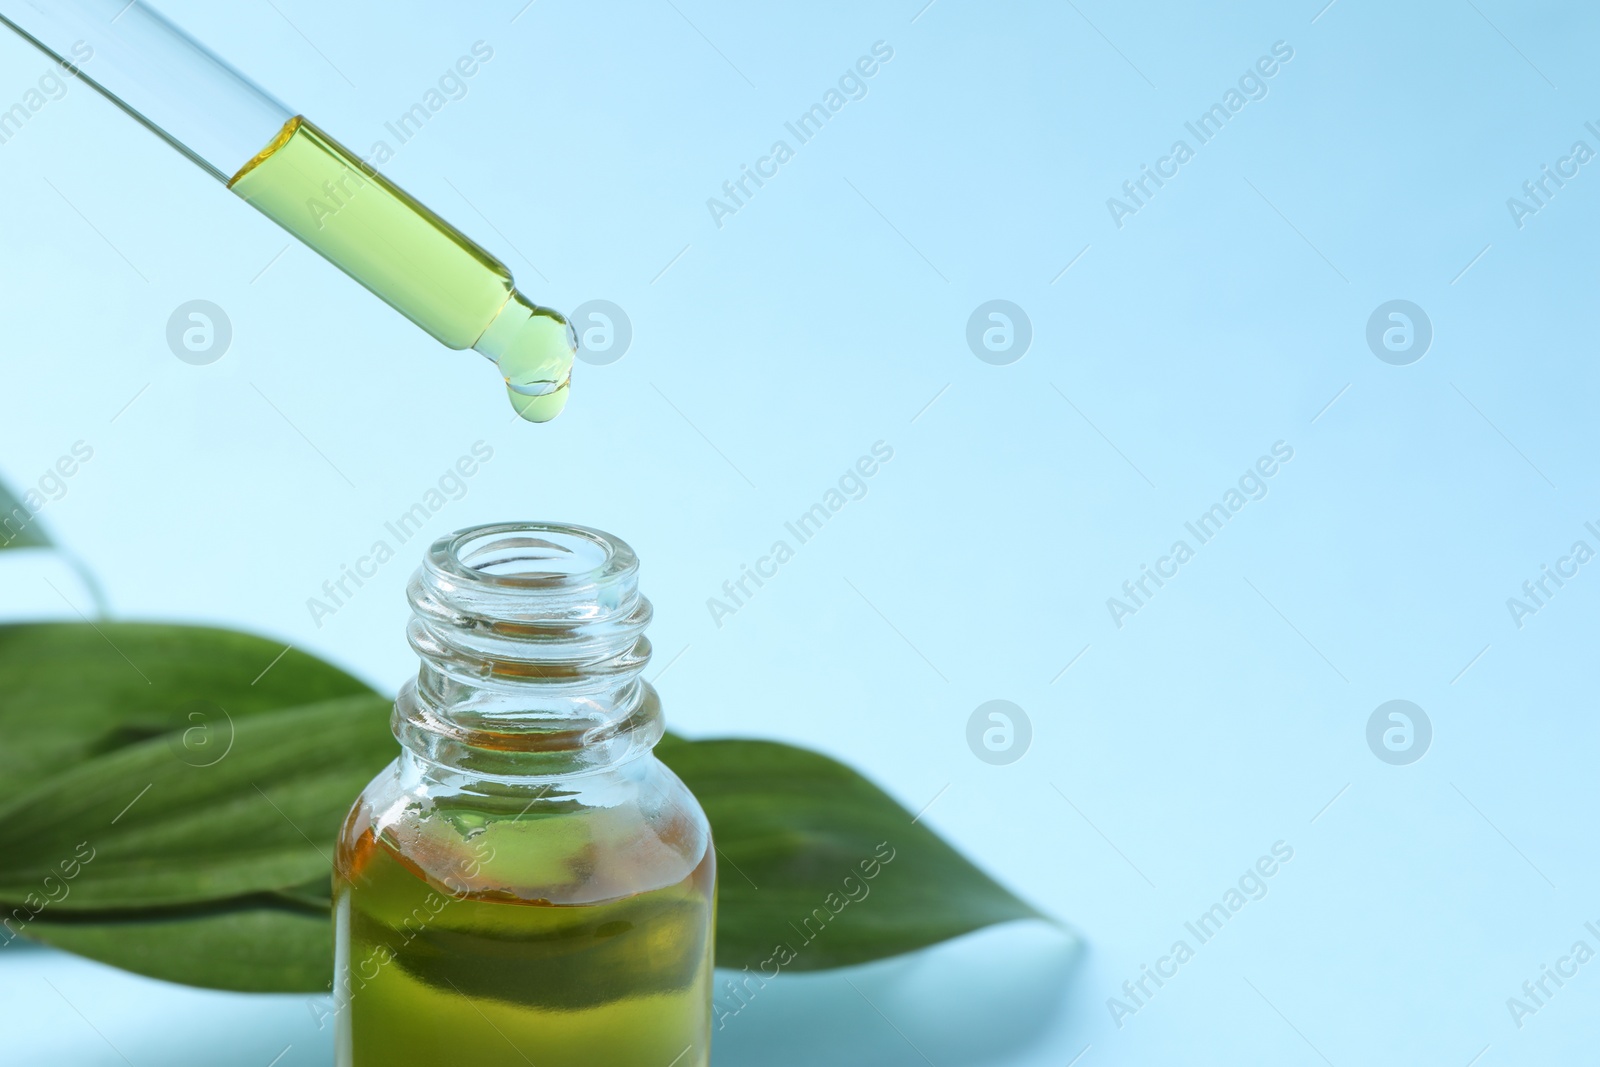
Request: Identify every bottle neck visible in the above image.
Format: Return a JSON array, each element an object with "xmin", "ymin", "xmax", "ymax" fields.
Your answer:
[{"xmin": 392, "ymin": 523, "xmax": 663, "ymax": 780}]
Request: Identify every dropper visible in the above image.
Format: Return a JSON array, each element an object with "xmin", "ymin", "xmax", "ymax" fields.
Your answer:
[{"xmin": 0, "ymin": 0, "xmax": 575, "ymax": 422}]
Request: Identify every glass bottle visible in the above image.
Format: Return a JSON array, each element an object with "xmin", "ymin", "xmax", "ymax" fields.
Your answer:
[{"xmin": 333, "ymin": 522, "xmax": 716, "ymax": 1067}]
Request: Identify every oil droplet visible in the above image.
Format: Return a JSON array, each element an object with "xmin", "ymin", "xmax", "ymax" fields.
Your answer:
[
  {"xmin": 475, "ymin": 290, "xmax": 576, "ymax": 423},
  {"xmin": 507, "ymin": 380, "xmax": 570, "ymax": 423}
]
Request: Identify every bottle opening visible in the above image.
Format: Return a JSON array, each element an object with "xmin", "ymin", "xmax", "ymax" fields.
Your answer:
[
  {"xmin": 458, "ymin": 529, "xmax": 612, "ymax": 582},
  {"xmin": 409, "ymin": 522, "xmax": 652, "ymax": 683},
  {"xmin": 426, "ymin": 522, "xmax": 640, "ymax": 607}
]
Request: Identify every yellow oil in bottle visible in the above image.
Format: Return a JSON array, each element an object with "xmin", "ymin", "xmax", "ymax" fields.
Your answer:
[
  {"xmin": 229, "ymin": 117, "xmax": 574, "ymax": 422},
  {"xmin": 334, "ymin": 828, "xmax": 715, "ymax": 1067}
]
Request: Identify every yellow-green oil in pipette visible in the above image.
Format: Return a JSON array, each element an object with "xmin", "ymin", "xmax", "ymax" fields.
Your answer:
[{"xmin": 230, "ymin": 117, "xmax": 573, "ymax": 422}]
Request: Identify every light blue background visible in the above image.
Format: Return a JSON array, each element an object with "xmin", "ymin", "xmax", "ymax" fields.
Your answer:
[{"xmin": 3, "ymin": 0, "xmax": 1598, "ymax": 1063}]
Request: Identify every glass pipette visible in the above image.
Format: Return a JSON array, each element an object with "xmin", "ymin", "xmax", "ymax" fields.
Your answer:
[{"xmin": 0, "ymin": 0, "xmax": 575, "ymax": 422}]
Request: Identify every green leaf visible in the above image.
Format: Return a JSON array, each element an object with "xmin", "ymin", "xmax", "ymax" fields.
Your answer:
[
  {"xmin": 0, "ymin": 480, "xmax": 109, "ymax": 614},
  {"xmin": 8, "ymin": 731, "xmax": 1046, "ymax": 992},
  {"xmin": 0, "ymin": 621, "xmax": 1048, "ymax": 991},
  {"xmin": 0, "ymin": 696, "xmax": 395, "ymax": 909},
  {"xmin": 657, "ymin": 735, "xmax": 1046, "ymax": 971},
  {"xmin": 0, "ymin": 622, "xmax": 378, "ymax": 805},
  {"xmin": 0, "ymin": 478, "xmax": 50, "ymax": 550},
  {"xmin": 19, "ymin": 898, "xmax": 333, "ymax": 993}
]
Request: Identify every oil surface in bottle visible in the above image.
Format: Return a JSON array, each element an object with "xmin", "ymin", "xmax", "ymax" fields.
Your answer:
[
  {"xmin": 228, "ymin": 117, "xmax": 573, "ymax": 422},
  {"xmin": 334, "ymin": 829, "xmax": 715, "ymax": 1067}
]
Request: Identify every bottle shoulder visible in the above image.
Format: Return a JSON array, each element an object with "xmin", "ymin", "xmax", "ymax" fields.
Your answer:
[{"xmin": 336, "ymin": 754, "xmax": 711, "ymax": 907}]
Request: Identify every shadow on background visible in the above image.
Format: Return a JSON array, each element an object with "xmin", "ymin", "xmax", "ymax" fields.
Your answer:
[{"xmin": 711, "ymin": 920, "xmax": 1080, "ymax": 1066}]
